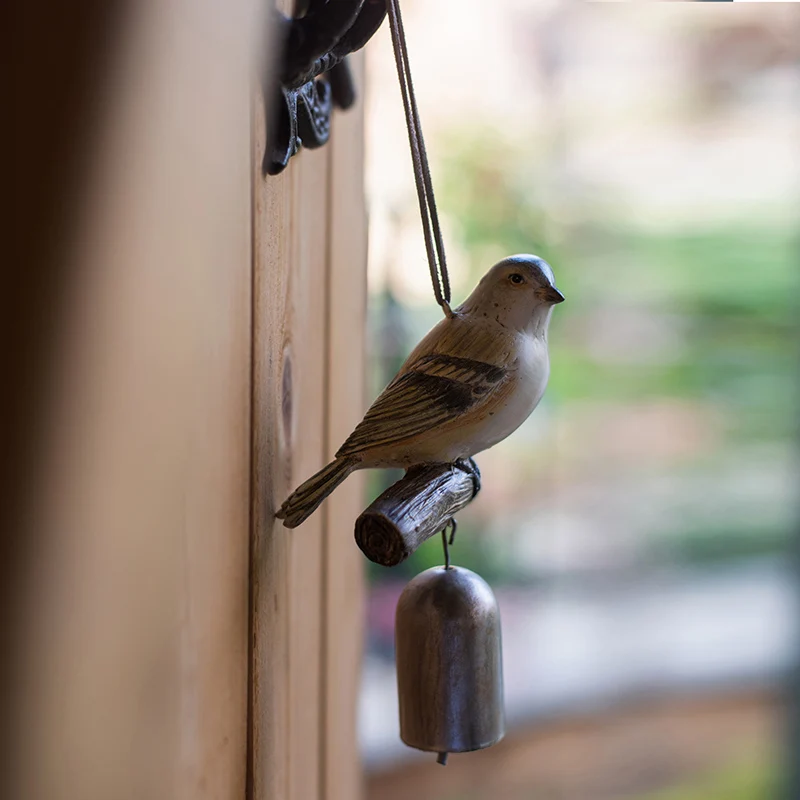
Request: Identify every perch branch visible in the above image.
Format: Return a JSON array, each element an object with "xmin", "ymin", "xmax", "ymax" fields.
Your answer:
[{"xmin": 354, "ymin": 460, "xmax": 480, "ymax": 566}]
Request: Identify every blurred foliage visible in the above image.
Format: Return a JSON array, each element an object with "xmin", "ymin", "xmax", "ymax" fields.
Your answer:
[
  {"xmin": 439, "ymin": 131, "xmax": 798, "ymax": 439},
  {"xmin": 365, "ymin": 129, "xmax": 797, "ymax": 583},
  {"xmin": 438, "ymin": 134, "xmax": 563, "ymax": 284},
  {"xmin": 636, "ymin": 757, "xmax": 777, "ymax": 800},
  {"xmin": 658, "ymin": 522, "xmax": 793, "ymax": 566}
]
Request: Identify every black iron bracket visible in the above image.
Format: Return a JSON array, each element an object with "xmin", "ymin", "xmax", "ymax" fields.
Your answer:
[{"xmin": 263, "ymin": 0, "xmax": 386, "ymax": 176}]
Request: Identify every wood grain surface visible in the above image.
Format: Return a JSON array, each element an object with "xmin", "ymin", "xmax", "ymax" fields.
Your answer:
[
  {"xmin": 251, "ymin": 49, "xmax": 368, "ymax": 800},
  {"xmin": 12, "ymin": 5, "xmax": 368, "ymax": 800},
  {"xmin": 14, "ymin": 3, "xmax": 257, "ymax": 799},
  {"xmin": 355, "ymin": 462, "xmax": 480, "ymax": 566}
]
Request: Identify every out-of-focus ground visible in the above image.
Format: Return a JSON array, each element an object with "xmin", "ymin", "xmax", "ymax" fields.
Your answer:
[
  {"xmin": 366, "ymin": 690, "xmax": 780, "ymax": 800},
  {"xmin": 360, "ymin": 2, "xmax": 799, "ymax": 798}
]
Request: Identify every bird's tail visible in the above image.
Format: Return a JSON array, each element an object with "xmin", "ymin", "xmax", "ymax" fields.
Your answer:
[{"xmin": 276, "ymin": 457, "xmax": 357, "ymax": 528}]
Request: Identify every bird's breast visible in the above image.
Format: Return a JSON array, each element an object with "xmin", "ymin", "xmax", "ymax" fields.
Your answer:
[{"xmin": 469, "ymin": 336, "xmax": 550, "ymax": 453}]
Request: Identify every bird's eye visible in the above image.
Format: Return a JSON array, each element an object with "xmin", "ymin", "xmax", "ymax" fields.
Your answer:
[{"xmin": 509, "ymin": 273, "xmax": 525, "ymax": 285}]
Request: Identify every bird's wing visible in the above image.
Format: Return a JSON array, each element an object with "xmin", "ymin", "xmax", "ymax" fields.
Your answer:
[{"xmin": 336, "ymin": 354, "xmax": 509, "ymax": 458}]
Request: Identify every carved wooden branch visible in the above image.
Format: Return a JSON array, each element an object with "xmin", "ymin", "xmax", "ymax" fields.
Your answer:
[{"xmin": 354, "ymin": 460, "xmax": 481, "ymax": 567}]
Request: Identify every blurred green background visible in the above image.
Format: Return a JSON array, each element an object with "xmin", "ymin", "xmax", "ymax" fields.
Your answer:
[{"xmin": 362, "ymin": 3, "xmax": 799, "ymax": 799}]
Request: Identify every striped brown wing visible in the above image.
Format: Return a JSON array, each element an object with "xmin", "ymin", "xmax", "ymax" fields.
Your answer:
[{"xmin": 336, "ymin": 355, "xmax": 507, "ymax": 458}]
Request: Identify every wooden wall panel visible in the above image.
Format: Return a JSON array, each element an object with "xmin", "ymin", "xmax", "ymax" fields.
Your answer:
[
  {"xmin": 251, "ymin": 53, "xmax": 368, "ymax": 800},
  {"xmin": 288, "ymin": 146, "xmax": 331, "ymax": 800},
  {"xmin": 323, "ymin": 53, "xmax": 369, "ymax": 800},
  {"xmin": 251, "ymin": 93, "xmax": 330, "ymax": 800},
  {"xmin": 250, "ymin": 155, "xmax": 292, "ymax": 800},
  {"xmin": 14, "ymin": 2, "xmax": 257, "ymax": 800},
  {"xmin": 13, "ymin": 2, "xmax": 367, "ymax": 798}
]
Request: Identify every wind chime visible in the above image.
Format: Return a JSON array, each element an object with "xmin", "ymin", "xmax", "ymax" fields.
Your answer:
[{"xmin": 269, "ymin": 0, "xmax": 564, "ymax": 766}]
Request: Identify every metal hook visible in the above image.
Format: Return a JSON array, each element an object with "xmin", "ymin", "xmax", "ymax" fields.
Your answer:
[
  {"xmin": 263, "ymin": 0, "xmax": 387, "ymax": 175},
  {"xmin": 441, "ymin": 517, "xmax": 457, "ymax": 569}
]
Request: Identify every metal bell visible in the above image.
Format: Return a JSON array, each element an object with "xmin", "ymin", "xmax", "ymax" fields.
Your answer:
[{"xmin": 395, "ymin": 565, "xmax": 505, "ymax": 764}]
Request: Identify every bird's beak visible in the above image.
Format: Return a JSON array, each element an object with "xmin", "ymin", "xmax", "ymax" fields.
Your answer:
[{"xmin": 536, "ymin": 286, "xmax": 565, "ymax": 304}]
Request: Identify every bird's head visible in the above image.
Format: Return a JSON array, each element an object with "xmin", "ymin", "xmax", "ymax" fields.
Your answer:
[{"xmin": 460, "ymin": 254, "xmax": 564, "ymax": 334}]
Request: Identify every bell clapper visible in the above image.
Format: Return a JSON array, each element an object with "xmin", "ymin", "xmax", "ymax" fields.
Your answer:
[{"xmin": 437, "ymin": 751, "xmax": 449, "ymax": 766}]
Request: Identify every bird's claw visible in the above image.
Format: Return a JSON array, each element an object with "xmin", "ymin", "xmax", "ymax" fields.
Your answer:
[{"xmin": 453, "ymin": 457, "xmax": 481, "ymax": 497}]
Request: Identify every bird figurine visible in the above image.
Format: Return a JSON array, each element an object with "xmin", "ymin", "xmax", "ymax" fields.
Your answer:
[{"xmin": 276, "ymin": 254, "xmax": 564, "ymax": 528}]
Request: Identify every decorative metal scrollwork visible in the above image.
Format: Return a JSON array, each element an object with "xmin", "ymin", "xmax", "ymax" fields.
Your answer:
[{"xmin": 264, "ymin": 0, "xmax": 387, "ymax": 175}]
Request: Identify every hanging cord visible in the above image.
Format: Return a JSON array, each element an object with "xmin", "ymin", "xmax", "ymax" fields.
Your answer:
[{"xmin": 386, "ymin": 0, "xmax": 454, "ymax": 318}]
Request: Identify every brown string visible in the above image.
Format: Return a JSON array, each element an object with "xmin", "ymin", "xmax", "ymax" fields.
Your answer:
[{"xmin": 386, "ymin": 0, "xmax": 454, "ymax": 318}]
